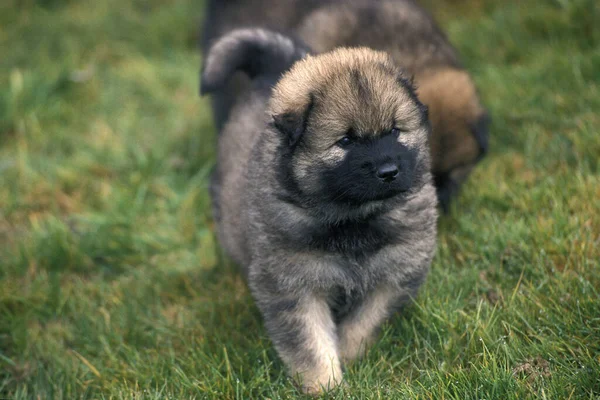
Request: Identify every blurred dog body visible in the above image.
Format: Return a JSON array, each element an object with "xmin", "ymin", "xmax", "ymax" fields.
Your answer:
[{"xmin": 201, "ymin": 0, "xmax": 490, "ymax": 210}]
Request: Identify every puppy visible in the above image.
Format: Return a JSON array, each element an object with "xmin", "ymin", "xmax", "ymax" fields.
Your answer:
[
  {"xmin": 202, "ymin": 28, "xmax": 438, "ymax": 394},
  {"xmin": 201, "ymin": 0, "xmax": 490, "ymax": 211}
]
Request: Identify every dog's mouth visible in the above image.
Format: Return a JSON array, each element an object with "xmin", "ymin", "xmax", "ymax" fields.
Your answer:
[
  {"xmin": 328, "ymin": 182, "xmax": 410, "ymax": 206},
  {"xmin": 371, "ymin": 186, "xmax": 409, "ymax": 201},
  {"xmin": 320, "ymin": 161, "xmax": 418, "ymax": 206}
]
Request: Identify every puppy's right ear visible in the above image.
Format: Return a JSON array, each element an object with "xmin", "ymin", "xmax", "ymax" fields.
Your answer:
[{"xmin": 272, "ymin": 94, "xmax": 314, "ymax": 147}]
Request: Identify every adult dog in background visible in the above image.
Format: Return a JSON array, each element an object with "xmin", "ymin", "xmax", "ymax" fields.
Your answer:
[
  {"xmin": 201, "ymin": 0, "xmax": 490, "ymax": 211},
  {"xmin": 201, "ymin": 29, "xmax": 438, "ymax": 393}
]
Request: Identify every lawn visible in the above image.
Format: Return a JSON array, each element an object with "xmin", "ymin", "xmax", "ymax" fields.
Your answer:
[{"xmin": 0, "ymin": 0, "xmax": 599, "ymax": 398}]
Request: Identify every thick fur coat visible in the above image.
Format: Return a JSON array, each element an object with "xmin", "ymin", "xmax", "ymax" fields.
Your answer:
[{"xmin": 202, "ymin": 29, "xmax": 438, "ymax": 393}]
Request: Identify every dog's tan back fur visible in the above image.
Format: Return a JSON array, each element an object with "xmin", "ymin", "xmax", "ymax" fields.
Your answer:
[{"xmin": 416, "ymin": 68, "xmax": 485, "ymax": 175}]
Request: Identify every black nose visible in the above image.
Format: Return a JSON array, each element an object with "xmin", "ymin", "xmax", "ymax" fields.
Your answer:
[{"xmin": 376, "ymin": 163, "xmax": 399, "ymax": 182}]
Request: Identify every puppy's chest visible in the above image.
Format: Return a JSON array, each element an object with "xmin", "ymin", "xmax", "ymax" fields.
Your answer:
[{"xmin": 300, "ymin": 218, "xmax": 399, "ymax": 258}]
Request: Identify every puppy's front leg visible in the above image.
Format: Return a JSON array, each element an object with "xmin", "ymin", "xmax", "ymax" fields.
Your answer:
[
  {"xmin": 337, "ymin": 286, "xmax": 399, "ymax": 363},
  {"xmin": 258, "ymin": 292, "xmax": 342, "ymax": 394}
]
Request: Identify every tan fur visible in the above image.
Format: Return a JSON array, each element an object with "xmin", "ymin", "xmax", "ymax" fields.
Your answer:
[
  {"xmin": 286, "ymin": 295, "xmax": 343, "ymax": 394},
  {"xmin": 297, "ymin": 1, "xmax": 458, "ymax": 73},
  {"xmin": 416, "ymin": 68, "xmax": 485, "ymax": 175},
  {"xmin": 338, "ymin": 286, "xmax": 398, "ymax": 363},
  {"xmin": 271, "ymin": 49, "xmax": 422, "ymax": 128}
]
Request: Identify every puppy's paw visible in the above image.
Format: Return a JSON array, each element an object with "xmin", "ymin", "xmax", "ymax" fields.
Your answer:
[
  {"xmin": 298, "ymin": 365, "xmax": 343, "ymax": 396},
  {"xmin": 301, "ymin": 376, "xmax": 342, "ymax": 396},
  {"xmin": 339, "ymin": 337, "xmax": 369, "ymax": 364},
  {"xmin": 338, "ymin": 326, "xmax": 376, "ymax": 364}
]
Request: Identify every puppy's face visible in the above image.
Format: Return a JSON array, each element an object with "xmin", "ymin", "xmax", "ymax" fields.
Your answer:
[
  {"xmin": 270, "ymin": 48, "xmax": 431, "ymax": 209},
  {"xmin": 317, "ymin": 126, "xmax": 418, "ymax": 204}
]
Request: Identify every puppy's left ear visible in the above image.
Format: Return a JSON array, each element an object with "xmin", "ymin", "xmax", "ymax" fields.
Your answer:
[{"xmin": 272, "ymin": 94, "xmax": 314, "ymax": 147}]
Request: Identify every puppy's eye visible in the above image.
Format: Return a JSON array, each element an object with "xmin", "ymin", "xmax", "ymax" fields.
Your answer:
[
  {"xmin": 391, "ymin": 128, "xmax": 401, "ymax": 137},
  {"xmin": 337, "ymin": 136, "xmax": 353, "ymax": 147}
]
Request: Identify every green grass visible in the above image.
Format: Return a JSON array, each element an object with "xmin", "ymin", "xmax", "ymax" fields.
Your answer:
[{"xmin": 1, "ymin": 0, "xmax": 599, "ymax": 398}]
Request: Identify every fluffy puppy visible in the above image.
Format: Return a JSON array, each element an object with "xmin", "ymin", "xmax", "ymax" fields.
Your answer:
[
  {"xmin": 202, "ymin": 28, "xmax": 438, "ymax": 394},
  {"xmin": 201, "ymin": 0, "xmax": 490, "ymax": 211}
]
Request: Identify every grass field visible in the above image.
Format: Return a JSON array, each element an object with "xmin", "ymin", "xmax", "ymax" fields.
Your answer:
[{"xmin": 1, "ymin": 0, "xmax": 599, "ymax": 398}]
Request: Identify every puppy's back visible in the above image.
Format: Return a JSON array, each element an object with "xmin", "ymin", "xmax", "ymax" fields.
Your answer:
[
  {"xmin": 297, "ymin": 0, "xmax": 460, "ymax": 73},
  {"xmin": 202, "ymin": 28, "xmax": 308, "ymax": 266}
]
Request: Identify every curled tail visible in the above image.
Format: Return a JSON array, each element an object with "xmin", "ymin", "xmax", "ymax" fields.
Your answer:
[{"xmin": 200, "ymin": 28, "xmax": 309, "ymax": 95}]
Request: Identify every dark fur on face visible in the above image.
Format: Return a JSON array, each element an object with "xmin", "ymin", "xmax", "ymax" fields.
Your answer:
[
  {"xmin": 202, "ymin": 30, "xmax": 438, "ymax": 395},
  {"xmin": 201, "ymin": 0, "xmax": 490, "ymax": 211},
  {"xmin": 321, "ymin": 132, "xmax": 419, "ymax": 204}
]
